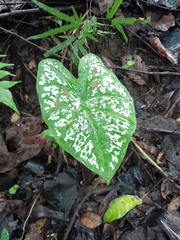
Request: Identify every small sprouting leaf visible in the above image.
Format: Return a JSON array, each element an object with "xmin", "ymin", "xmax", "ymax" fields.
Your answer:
[
  {"xmin": 103, "ymin": 195, "xmax": 142, "ymax": 222},
  {"xmin": 41, "ymin": 129, "xmax": 54, "ymax": 137},
  {"xmin": 138, "ymin": 16, "xmax": 151, "ymax": 24},
  {"xmin": 36, "ymin": 54, "xmax": 136, "ymax": 184},
  {"xmin": 71, "ymin": 5, "xmax": 82, "ymax": 23},
  {"xmin": 9, "ymin": 184, "xmax": 19, "ymax": 195},
  {"xmin": 0, "ymin": 81, "xmax": 20, "ymax": 114},
  {"xmin": 122, "ymin": 60, "xmax": 135, "ymax": 69},
  {"xmin": 0, "ymin": 228, "xmax": 9, "ymax": 240}
]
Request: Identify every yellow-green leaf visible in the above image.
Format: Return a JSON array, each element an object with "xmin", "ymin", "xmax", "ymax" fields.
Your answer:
[{"xmin": 103, "ymin": 195, "xmax": 142, "ymax": 222}]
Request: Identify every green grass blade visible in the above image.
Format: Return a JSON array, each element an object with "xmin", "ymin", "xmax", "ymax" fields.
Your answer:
[
  {"xmin": 86, "ymin": 33, "xmax": 98, "ymax": 42},
  {"xmin": 71, "ymin": 5, "xmax": 81, "ymax": 23},
  {"xmin": 112, "ymin": 17, "xmax": 137, "ymax": 25},
  {"xmin": 27, "ymin": 23, "xmax": 77, "ymax": 40},
  {"xmin": 78, "ymin": 45, "xmax": 88, "ymax": 56},
  {"xmin": 112, "ymin": 22, "xmax": 128, "ymax": 42},
  {"xmin": 31, "ymin": 0, "xmax": 77, "ymax": 24},
  {"xmin": 44, "ymin": 35, "xmax": 76, "ymax": 57},
  {"xmin": 106, "ymin": 0, "xmax": 122, "ymax": 19},
  {"xmin": 72, "ymin": 40, "xmax": 79, "ymax": 66}
]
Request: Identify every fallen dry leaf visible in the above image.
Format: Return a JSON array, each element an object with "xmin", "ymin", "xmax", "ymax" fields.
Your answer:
[
  {"xmin": 5, "ymin": 116, "xmax": 43, "ymax": 150},
  {"xmin": 0, "ymin": 135, "xmax": 46, "ymax": 173},
  {"xmin": 80, "ymin": 212, "xmax": 102, "ymax": 228},
  {"xmin": 146, "ymin": 36, "xmax": 178, "ymax": 64},
  {"xmin": 167, "ymin": 197, "xmax": 180, "ymax": 211},
  {"xmin": 150, "ymin": 13, "xmax": 175, "ymax": 31},
  {"xmin": 161, "ymin": 179, "xmax": 178, "ymax": 199},
  {"xmin": 0, "ymin": 192, "xmax": 23, "ymax": 212},
  {"xmin": 24, "ymin": 218, "xmax": 46, "ymax": 240}
]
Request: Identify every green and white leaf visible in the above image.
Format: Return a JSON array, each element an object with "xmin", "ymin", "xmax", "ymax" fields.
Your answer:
[
  {"xmin": 103, "ymin": 195, "xmax": 142, "ymax": 222},
  {"xmin": 36, "ymin": 54, "xmax": 136, "ymax": 184}
]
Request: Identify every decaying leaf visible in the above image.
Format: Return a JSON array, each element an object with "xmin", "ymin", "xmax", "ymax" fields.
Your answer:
[
  {"xmin": 43, "ymin": 171, "xmax": 79, "ymax": 216},
  {"xmin": 101, "ymin": 223, "xmax": 116, "ymax": 240},
  {"xmin": 80, "ymin": 212, "xmax": 102, "ymax": 228},
  {"xmin": 0, "ymin": 192, "xmax": 23, "ymax": 212},
  {"xmin": 162, "ymin": 134, "xmax": 180, "ymax": 167},
  {"xmin": 137, "ymin": 116, "xmax": 180, "ymax": 134},
  {"xmin": 161, "ymin": 179, "xmax": 178, "ymax": 199},
  {"xmin": 157, "ymin": 211, "xmax": 180, "ymax": 239},
  {"xmin": 91, "ymin": 0, "xmax": 114, "ymax": 15},
  {"xmin": 146, "ymin": 36, "xmax": 178, "ymax": 64},
  {"xmin": 5, "ymin": 116, "xmax": 43, "ymax": 150},
  {"xmin": 136, "ymin": 140, "xmax": 161, "ymax": 156},
  {"xmin": 0, "ymin": 135, "xmax": 46, "ymax": 173},
  {"xmin": 150, "ymin": 13, "xmax": 175, "ymax": 31},
  {"xmin": 167, "ymin": 197, "xmax": 180, "ymax": 211},
  {"xmin": 24, "ymin": 218, "xmax": 46, "ymax": 240}
]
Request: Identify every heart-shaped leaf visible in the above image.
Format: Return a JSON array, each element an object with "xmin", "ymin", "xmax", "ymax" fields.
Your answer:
[{"xmin": 37, "ymin": 54, "xmax": 136, "ymax": 184}]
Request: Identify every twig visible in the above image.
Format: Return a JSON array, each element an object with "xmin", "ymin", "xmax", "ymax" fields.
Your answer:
[
  {"xmin": 0, "ymin": 26, "xmax": 71, "ymax": 61},
  {"xmin": 111, "ymin": 65, "xmax": 180, "ymax": 75},
  {"xmin": 0, "ymin": 5, "xmax": 85, "ymax": 18},
  {"xmin": 0, "ymin": 8, "xmax": 40, "ymax": 18},
  {"xmin": 131, "ymin": 137, "xmax": 180, "ymax": 190},
  {"xmin": 20, "ymin": 192, "xmax": 40, "ymax": 240},
  {"xmin": 62, "ymin": 176, "xmax": 102, "ymax": 240},
  {"xmin": 131, "ymin": 137, "xmax": 168, "ymax": 177},
  {"xmin": 164, "ymin": 96, "xmax": 180, "ymax": 117},
  {"xmin": 123, "ymin": 24, "xmax": 180, "ymax": 73}
]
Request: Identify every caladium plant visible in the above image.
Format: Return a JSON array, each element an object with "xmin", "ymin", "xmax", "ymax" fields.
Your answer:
[{"xmin": 36, "ymin": 54, "xmax": 136, "ymax": 184}]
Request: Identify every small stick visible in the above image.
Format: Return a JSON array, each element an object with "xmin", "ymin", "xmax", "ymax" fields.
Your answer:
[
  {"xmin": 0, "ymin": 26, "xmax": 71, "ymax": 61},
  {"xmin": 131, "ymin": 137, "xmax": 180, "ymax": 190},
  {"xmin": 131, "ymin": 137, "xmax": 168, "ymax": 178},
  {"xmin": 164, "ymin": 96, "xmax": 180, "ymax": 117},
  {"xmin": 20, "ymin": 192, "xmax": 40, "ymax": 240},
  {"xmin": 62, "ymin": 177, "xmax": 102, "ymax": 240},
  {"xmin": 111, "ymin": 65, "xmax": 180, "ymax": 76}
]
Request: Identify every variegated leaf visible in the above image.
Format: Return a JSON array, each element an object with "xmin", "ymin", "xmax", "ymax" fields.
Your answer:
[{"xmin": 37, "ymin": 54, "xmax": 136, "ymax": 184}]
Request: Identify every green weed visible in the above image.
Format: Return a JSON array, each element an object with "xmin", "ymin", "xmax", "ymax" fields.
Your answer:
[{"xmin": 0, "ymin": 55, "xmax": 20, "ymax": 114}]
